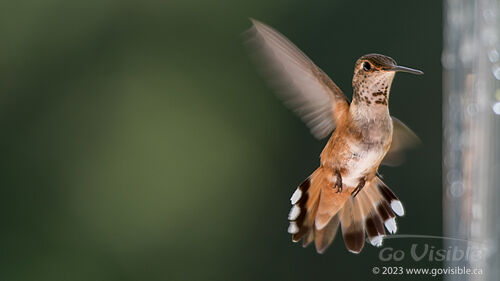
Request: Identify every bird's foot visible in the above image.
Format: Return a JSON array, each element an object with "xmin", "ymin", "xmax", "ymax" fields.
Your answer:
[
  {"xmin": 333, "ymin": 170, "xmax": 343, "ymax": 193},
  {"xmin": 352, "ymin": 177, "xmax": 366, "ymax": 197}
]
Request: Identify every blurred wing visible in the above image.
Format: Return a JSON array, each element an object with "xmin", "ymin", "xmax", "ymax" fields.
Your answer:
[
  {"xmin": 245, "ymin": 19, "xmax": 349, "ymax": 139},
  {"xmin": 381, "ymin": 117, "xmax": 421, "ymax": 166}
]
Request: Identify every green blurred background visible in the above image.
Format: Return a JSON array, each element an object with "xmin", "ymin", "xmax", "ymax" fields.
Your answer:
[{"xmin": 0, "ymin": 0, "xmax": 442, "ymax": 280}]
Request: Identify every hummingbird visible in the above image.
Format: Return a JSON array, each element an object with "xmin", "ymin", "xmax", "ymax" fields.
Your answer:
[{"xmin": 245, "ymin": 19, "xmax": 422, "ymax": 254}]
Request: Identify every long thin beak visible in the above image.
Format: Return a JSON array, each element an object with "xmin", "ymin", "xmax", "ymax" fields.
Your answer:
[{"xmin": 388, "ymin": 65, "xmax": 424, "ymax": 75}]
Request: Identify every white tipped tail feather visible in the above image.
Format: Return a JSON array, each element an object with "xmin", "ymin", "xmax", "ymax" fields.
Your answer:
[
  {"xmin": 370, "ymin": 235, "xmax": 384, "ymax": 247},
  {"xmin": 288, "ymin": 222, "xmax": 299, "ymax": 234},
  {"xmin": 288, "ymin": 205, "xmax": 301, "ymax": 221},
  {"xmin": 391, "ymin": 200, "xmax": 405, "ymax": 216},
  {"xmin": 384, "ymin": 218, "xmax": 397, "ymax": 234},
  {"xmin": 290, "ymin": 188, "xmax": 302, "ymax": 205}
]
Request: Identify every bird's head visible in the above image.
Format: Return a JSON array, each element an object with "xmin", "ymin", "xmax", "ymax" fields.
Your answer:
[{"xmin": 352, "ymin": 54, "xmax": 423, "ymax": 106}]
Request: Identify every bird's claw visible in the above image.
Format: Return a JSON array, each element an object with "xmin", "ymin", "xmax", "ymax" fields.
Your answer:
[
  {"xmin": 352, "ymin": 177, "xmax": 366, "ymax": 198},
  {"xmin": 333, "ymin": 170, "xmax": 343, "ymax": 193}
]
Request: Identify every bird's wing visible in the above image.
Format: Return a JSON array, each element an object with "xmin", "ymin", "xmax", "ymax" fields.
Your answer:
[
  {"xmin": 245, "ymin": 19, "xmax": 349, "ymax": 139},
  {"xmin": 381, "ymin": 117, "xmax": 420, "ymax": 166}
]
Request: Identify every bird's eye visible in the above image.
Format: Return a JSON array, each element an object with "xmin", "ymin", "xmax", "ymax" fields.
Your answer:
[{"xmin": 363, "ymin": 62, "xmax": 372, "ymax": 71}]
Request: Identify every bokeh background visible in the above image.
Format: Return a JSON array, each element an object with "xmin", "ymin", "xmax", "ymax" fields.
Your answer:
[{"xmin": 0, "ymin": 1, "xmax": 442, "ymax": 280}]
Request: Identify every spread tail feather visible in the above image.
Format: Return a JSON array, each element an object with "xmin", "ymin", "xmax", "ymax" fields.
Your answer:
[{"xmin": 288, "ymin": 169, "xmax": 404, "ymax": 254}]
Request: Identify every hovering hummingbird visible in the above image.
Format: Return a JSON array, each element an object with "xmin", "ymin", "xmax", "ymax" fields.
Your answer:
[{"xmin": 245, "ymin": 19, "xmax": 422, "ymax": 254}]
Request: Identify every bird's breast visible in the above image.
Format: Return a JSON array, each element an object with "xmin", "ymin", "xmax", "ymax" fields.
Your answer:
[
  {"xmin": 323, "ymin": 117, "xmax": 392, "ymax": 187},
  {"xmin": 321, "ymin": 114, "xmax": 392, "ymax": 187},
  {"xmin": 341, "ymin": 142, "xmax": 385, "ymax": 187}
]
